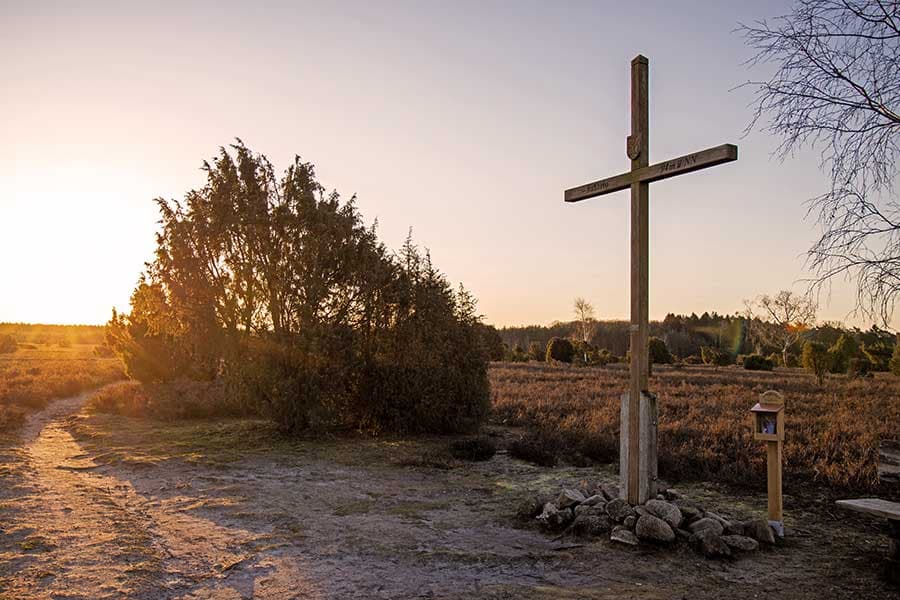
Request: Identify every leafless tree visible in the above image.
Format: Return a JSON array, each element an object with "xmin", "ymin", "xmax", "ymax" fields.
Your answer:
[
  {"xmin": 747, "ymin": 290, "xmax": 819, "ymax": 364},
  {"xmin": 573, "ymin": 297, "xmax": 596, "ymax": 345},
  {"xmin": 740, "ymin": 1, "xmax": 900, "ymax": 327},
  {"xmin": 573, "ymin": 297, "xmax": 597, "ymax": 364}
]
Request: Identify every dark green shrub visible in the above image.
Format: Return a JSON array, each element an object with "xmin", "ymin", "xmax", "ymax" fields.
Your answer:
[
  {"xmin": 848, "ymin": 357, "xmax": 872, "ymax": 378},
  {"xmin": 767, "ymin": 352, "xmax": 783, "ymax": 367},
  {"xmin": 527, "ymin": 342, "xmax": 544, "ymax": 362},
  {"xmin": 828, "ymin": 334, "xmax": 860, "ymax": 373},
  {"xmin": 863, "ymin": 341, "xmax": 892, "ymax": 371},
  {"xmin": 546, "ymin": 337, "xmax": 575, "ymax": 363},
  {"xmin": 505, "ymin": 344, "xmax": 529, "ymax": 362},
  {"xmin": 477, "ymin": 324, "xmax": 505, "ymax": 361},
  {"xmin": 509, "ymin": 432, "xmax": 559, "ymax": 467},
  {"xmin": 801, "ymin": 341, "xmax": 831, "ymax": 385},
  {"xmin": 743, "ymin": 354, "xmax": 774, "ymax": 371},
  {"xmin": 701, "ymin": 346, "xmax": 731, "ymax": 367},
  {"xmin": 683, "ymin": 354, "xmax": 703, "ymax": 365},
  {"xmin": 448, "ymin": 437, "xmax": 496, "ymax": 462},
  {"xmin": 572, "ymin": 340, "xmax": 595, "ymax": 366},
  {"xmin": 88, "ymin": 379, "xmax": 238, "ymax": 421},
  {"xmin": 106, "ymin": 143, "xmax": 490, "ymax": 436},
  {"xmin": 596, "ymin": 348, "xmax": 616, "ymax": 366},
  {"xmin": 0, "ymin": 334, "xmax": 17, "ymax": 354},
  {"xmin": 649, "ymin": 337, "xmax": 673, "ymax": 364},
  {"xmin": 891, "ymin": 337, "xmax": 900, "ymax": 376},
  {"xmin": 784, "ymin": 352, "xmax": 800, "ymax": 368}
]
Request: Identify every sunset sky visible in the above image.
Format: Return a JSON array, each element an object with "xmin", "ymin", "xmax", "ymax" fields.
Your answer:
[{"xmin": 1, "ymin": 0, "xmax": 880, "ymax": 328}]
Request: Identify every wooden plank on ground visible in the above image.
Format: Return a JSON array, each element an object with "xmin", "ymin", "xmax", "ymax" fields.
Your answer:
[
  {"xmin": 836, "ymin": 498, "xmax": 900, "ymax": 521},
  {"xmin": 879, "ymin": 440, "xmax": 900, "ymax": 483}
]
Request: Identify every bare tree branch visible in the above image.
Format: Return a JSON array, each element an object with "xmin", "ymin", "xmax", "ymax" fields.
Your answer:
[{"xmin": 740, "ymin": 0, "xmax": 900, "ymax": 327}]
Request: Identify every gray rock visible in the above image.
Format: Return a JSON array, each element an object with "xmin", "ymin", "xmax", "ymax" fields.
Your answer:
[
  {"xmin": 741, "ymin": 519, "xmax": 776, "ymax": 545},
  {"xmin": 572, "ymin": 514, "xmax": 612, "ymax": 537},
  {"xmin": 645, "ymin": 499, "xmax": 683, "ymax": 530},
  {"xmin": 552, "ymin": 507, "xmax": 574, "ymax": 529},
  {"xmin": 516, "ymin": 494, "xmax": 549, "ymax": 520},
  {"xmin": 634, "ymin": 506, "xmax": 650, "ymax": 519},
  {"xmin": 673, "ymin": 499, "xmax": 703, "ymax": 522},
  {"xmin": 635, "ymin": 514, "xmax": 676, "ymax": 543},
  {"xmin": 537, "ymin": 502, "xmax": 572, "ymax": 530},
  {"xmin": 722, "ymin": 535, "xmax": 760, "ymax": 552},
  {"xmin": 688, "ymin": 517, "xmax": 724, "ymax": 537},
  {"xmin": 723, "ymin": 521, "xmax": 746, "ymax": 536},
  {"xmin": 605, "ymin": 498, "xmax": 635, "ymax": 522},
  {"xmin": 663, "ymin": 489, "xmax": 684, "ymax": 501},
  {"xmin": 600, "ymin": 484, "xmax": 620, "ymax": 501},
  {"xmin": 581, "ymin": 494, "xmax": 605, "ymax": 507},
  {"xmin": 610, "ymin": 527, "xmax": 639, "ymax": 546},
  {"xmin": 675, "ymin": 528, "xmax": 692, "ymax": 542},
  {"xmin": 557, "ymin": 488, "xmax": 586, "ymax": 510},
  {"xmin": 623, "ymin": 515, "xmax": 636, "ymax": 529},
  {"xmin": 536, "ymin": 502, "xmax": 559, "ymax": 527},
  {"xmin": 705, "ymin": 511, "xmax": 734, "ymax": 530},
  {"xmin": 574, "ymin": 504, "xmax": 605, "ymax": 518},
  {"xmin": 692, "ymin": 528, "xmax": 732, "ymax": 558}
]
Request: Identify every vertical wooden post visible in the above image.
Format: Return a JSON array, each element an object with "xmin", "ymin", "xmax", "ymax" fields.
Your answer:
[
  {"xmin": 767, "ymin": 440, "xmax": 784, "ymax": 535},
  {"xmin": 626, "ymin": 55, "xmax": 650, "ymax": 506}
]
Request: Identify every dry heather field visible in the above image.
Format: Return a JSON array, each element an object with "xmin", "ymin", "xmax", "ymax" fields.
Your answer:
[
  {"xmin": 0, "ymin": 343, "xmax": 124, "ymax": 432},
  {"xmin": 1, "ymin": 352, "xmax": 899, "ymax": 597},
  {"xmin": 490, "ymin": 362, "xmax": 900, "ymax": 495}
]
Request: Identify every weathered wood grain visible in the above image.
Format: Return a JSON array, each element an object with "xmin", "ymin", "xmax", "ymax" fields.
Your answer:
[
  {"xmin": 564, "ymin": 144, "xmax": 738, "ymax": 203},
  {"xmin": 836, "ymin": 498, "xmax": 900, "ymax": 521}
]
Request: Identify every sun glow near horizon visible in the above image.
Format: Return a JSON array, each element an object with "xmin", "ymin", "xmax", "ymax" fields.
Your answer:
[{"xmin": 1, "ymin": 0, "xmax": 885, "ymax": 329}]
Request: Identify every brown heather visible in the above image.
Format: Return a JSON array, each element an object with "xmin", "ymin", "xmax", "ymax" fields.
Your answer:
[
  {"xmin": 489, "ymin": 362, "xmax": 900, "ymax": 493},
  {"xmin": 0, "ymin": 343, "xmax": 124, "ymax": 432}
]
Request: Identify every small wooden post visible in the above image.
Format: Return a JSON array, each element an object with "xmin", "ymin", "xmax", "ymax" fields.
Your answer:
[{"xmin": 751, "ymin": 390, "xmax": 785, "ymax": 537}]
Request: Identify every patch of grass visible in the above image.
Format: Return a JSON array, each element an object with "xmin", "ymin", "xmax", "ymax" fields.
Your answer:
[
  {"xmin": 71, "ymin": 415, "xmax": 292, "ymax": 466},
  {"xmin": 386, "ymin": 500, "xmax": 451, "ymax": 521},
  {"xmin": 448, "ymin": 437, "xmax": 497, "ymax": 462},
  {"xmin": 333, "ymin": 500, "xmax": 375, "ymax": 516},
  {"xmin": 394, "ymin": 451, "xmax": 460, "ymax": 470},
  {"xmin": 87, "ymin": 379, "xmax": 246, "ymax": 421},
  {"xmin": 19, "ymin": 535, "xmax": 54, "ymax": 552}
]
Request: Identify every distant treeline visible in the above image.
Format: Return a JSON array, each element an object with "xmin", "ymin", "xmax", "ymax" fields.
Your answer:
[
  {"xmin": 0, "ymin": 323, "xmax": 106, "ymax": 346},
  {"xmin": 498, "ymin": 312, "xmax": 897, "ymax": 368}
]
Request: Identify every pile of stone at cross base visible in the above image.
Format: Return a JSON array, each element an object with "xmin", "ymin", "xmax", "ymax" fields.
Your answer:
[{"xmin": 517, "ymin": 483, "xmax": 777, "ymax": 559}]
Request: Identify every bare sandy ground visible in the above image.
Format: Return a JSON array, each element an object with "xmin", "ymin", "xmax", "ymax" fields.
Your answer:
[{"xmin": 0, "ymin": 391, "xmax": 896, "ymax": 599}]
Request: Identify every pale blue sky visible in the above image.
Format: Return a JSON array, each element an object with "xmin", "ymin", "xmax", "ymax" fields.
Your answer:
[{"xmin": 1, "ymin": 0, "xmax": 874, "ymax": 326}]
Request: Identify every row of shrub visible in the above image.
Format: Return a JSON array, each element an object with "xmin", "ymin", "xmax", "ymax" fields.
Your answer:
[{"xmin": 506, "ymin": 329, "xmax": 900, "ymax": 385}]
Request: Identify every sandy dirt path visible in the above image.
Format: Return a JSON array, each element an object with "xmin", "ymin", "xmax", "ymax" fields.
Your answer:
[
  {"xmin": 0, "ymin": 391, "xmax": 307, "ymax": 599},
  {"xmin": 0, "ymin": 392, "xmax": 896, "ymax": 599}
]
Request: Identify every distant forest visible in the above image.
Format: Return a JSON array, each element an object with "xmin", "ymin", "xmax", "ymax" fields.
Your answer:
[
  {"xmin": 0, "ymin": 323, "xmax": 105, "ymax": 346},
  {"xmin": 498, "ymin": 312, "xmax": 897, "ymax": 367}
]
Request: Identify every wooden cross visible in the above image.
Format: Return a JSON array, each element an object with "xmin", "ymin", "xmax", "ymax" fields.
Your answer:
[{"xmin": 564, "ymin": 55, "xmax": 738, "ymax": 505}]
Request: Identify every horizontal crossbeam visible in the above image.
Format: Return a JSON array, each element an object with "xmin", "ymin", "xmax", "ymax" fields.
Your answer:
[{"xmin": 564, "ymin": 143, "xmax": 738, "ymax": 203}]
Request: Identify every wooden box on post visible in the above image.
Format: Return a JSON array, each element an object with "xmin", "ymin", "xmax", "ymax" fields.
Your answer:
[
  {"xmin": 619, "ymin": 391, "xmax": 658, "ymax": 504},
  {"xmin": 751, "ymin": 390, "xmax": 785, "ymax": 537},
  {"xmin": 750, "ymin": 394, "xmax": 785, "ymax": 442}
]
